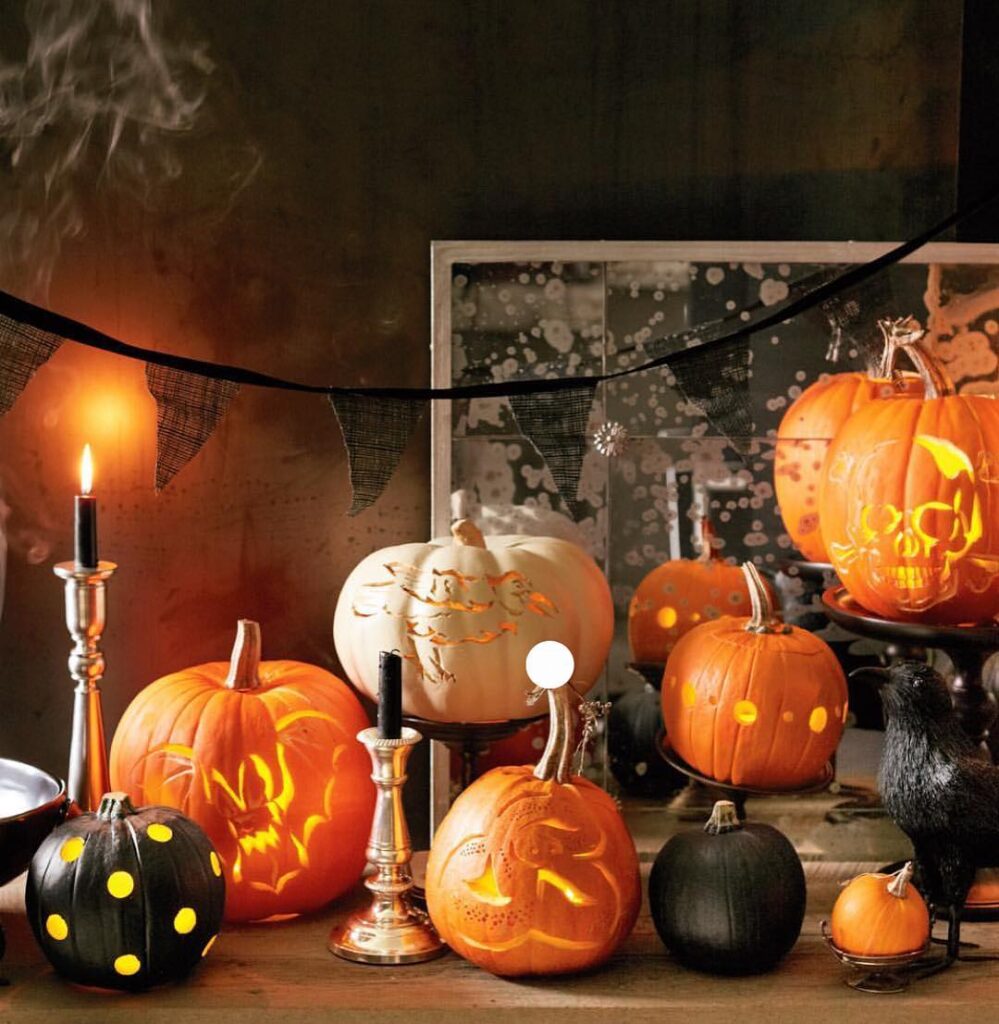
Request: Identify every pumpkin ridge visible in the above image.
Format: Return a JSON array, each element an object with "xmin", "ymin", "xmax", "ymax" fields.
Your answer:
[{"xmin": 729, "ymin": 639, "xmax": 763, "ymax": 786}]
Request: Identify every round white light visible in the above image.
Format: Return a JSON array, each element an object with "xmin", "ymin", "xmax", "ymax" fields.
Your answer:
[{"xmin": 525, "ymin": 641, "xmax": 575, "ymax": 690}]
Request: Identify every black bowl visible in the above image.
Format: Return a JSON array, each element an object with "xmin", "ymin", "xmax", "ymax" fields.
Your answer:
[{"xmin": 0, "ymin": 758, "xmax": 68, "ymax": 887}]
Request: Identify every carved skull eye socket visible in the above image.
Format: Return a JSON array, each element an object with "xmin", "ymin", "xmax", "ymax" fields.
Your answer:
[
  {"xmin": 860, "ymin": 504, "xmax": 902, "ymax": 539},
  {"xmin": 911, "ymin": 501, "xmax": 961, "ymax": 549}
]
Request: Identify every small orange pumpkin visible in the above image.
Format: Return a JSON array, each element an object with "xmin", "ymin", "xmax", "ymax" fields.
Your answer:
[
  {"xmin": 831, "ymin": 862, "xmax": 930, "ymax": 957},
  {"xmin": 628, "ymin": 518, "xmax": 762, "ymax": 664},
  {"xmin": 661, "ymin": 563, "xmax": 847, "ymax": 789},
  {"xmin": 775, "ymin": 327, "xmax": 922, "ymax": 563},
  {"xmin": 426, "ymin": 680, "xmax": 641, "ymax": 976},
  {"xmin": 110, "ymin": 620, "xmax": 374, "ymax": 922}
]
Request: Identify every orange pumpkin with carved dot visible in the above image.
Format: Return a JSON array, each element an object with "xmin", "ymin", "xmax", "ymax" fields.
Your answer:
[
  {"xmin": 775, "ymin": 327, "xmax": 922, "ymax": 563},
  {"xmin": 628, "ymin": 519, "xmax": 765, "ymax": 664},
  {"xmin": 821, "ymin": 327, "xmax": 999, "ymax": 624},
  {"xmin": 426, "ymin": 682, "xmax": 640, "ymax": 976},
  {"xmin": 110, "ymin": 620, "xmax": 374, "ymax": 922},
  {"xmin": 661, "ymin": 564, "xmax": 847, "ymax": 789}
]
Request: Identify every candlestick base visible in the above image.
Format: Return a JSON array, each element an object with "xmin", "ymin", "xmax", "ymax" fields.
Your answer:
[{"xmin": 330, "ymin": 902, "xmax": 445, "ymax": 965}]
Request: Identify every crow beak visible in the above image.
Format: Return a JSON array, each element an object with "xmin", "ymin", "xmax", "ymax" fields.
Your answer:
[{"xmin": 849, "ymin": 665, "xmax": 890, "ymax": 687}]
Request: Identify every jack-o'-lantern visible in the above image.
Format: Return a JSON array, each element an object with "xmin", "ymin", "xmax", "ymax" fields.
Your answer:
[
  {"xmin": 821, "ymin": 322, "xmax": 999, "ymax": 624},
  {"xmin": 830, "ymin": 862, "xmax": 929, "ymax": 957},
  {"xmin": 109, "ymin": 621, "xmax": 374, "ymax": 922},
  {"xmin": 775, "ymin": 325, "xmax": 922, "ymax": 563},
  {"xmin": 334, "ymin": 520, "xmax": 613, "ymax": 722},
  {"xmin": 661, "ymin": 563, "xmax": 847, "ymax": 789},
  {"xmin": 26, "ymin": 793, "xmax": 225, "ymax": 990},
  {"xmin": 426, "ymin": 657, "xmax": 640, "ymax": 976},
  {"xmin": 628, "ymin": 518, "xmax": 764, "ymax": 664}
]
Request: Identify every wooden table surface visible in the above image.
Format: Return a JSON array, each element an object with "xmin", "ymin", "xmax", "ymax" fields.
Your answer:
[{"xmin": 3, "ymin": 861, "xmax": 999, "ymax": 1024}]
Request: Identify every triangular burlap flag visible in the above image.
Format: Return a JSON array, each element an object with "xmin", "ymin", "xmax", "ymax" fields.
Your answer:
[
  {"xmin": 509, "ymin": 382, "xmax": 597, "ymax": 520},
  {"xmin": 145, "ymin": 364, "xmax": 240, "ymax": 490},
  {"xmin": 329, "ymin": 393, "xmax": 426, "ymax": 515},
  {"xmin": 0, "ymin": 313, "xmax": 62, "ymax": 416}
]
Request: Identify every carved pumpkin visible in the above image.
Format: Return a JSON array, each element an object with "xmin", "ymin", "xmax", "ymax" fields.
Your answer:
[
  {"xmin": 821, "ymin": 324, "xmax": 999, "ymax": 624},
  {"xmin": 426, "ymin": 679, "xmax": 641, "ymax": 976},
  {"xmin": 26, "ymin": 793, "xmax": 224, "ymax": 990},
  {"xmin": 109, "ymin": 621, "xmax": 374, "ymax": 922},
  {"xmin": 334, "ymin": 520, "xmax": 613, "ymax": 722},
  {"xmin": 830, "ymin": 862, "xmax": 929, "ymax": 956},
  {"xmin": 628, "ymin": 518, "xmax": 762, "ymax": 664},
  {"xmin": 661, "ymin": 564, "xmax": 847, "ymax": 789},
  {"xmin": 649, "ymin": 800, "xmax": 805, "ymax": 975},
  {"xmin": 775, "ymin": 328, "xmax": 922, "ymax": 563},
  {"xmin": 607, "ymin": 685, "xmax": 686, "ymax": 798}
]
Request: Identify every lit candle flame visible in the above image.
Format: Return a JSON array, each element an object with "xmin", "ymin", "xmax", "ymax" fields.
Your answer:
[{"xmin": 80, "ymin": 444, "xmax": 94, "ymax": 496}]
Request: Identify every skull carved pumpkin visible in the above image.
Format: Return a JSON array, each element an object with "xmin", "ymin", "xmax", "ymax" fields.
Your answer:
[
  {"xmin": 775, "ymin": 325, "xmax": 922, "ymax": 563},
  {"xmin": 821, "ymin": 323, "xmax": 999, "ymax": 624},
  {"xmin": 110, "ymin": 621, "xmax": 374, "ymax": 922},
  {"xmin": 334, "ymin": 520, "xmax": 613, "ymax": 722},
  {"xmin": 661, "ymin": 563, "xmax": 847, "ymax": 789},
  {"xmin": 426, "ymin": 681, "xmax": 640, "ymax": 976}
]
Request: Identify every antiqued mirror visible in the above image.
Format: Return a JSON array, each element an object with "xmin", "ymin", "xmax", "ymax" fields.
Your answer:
[{"xmin": 429, "ymin": 241, "xmax": 999, "ymax": 851}]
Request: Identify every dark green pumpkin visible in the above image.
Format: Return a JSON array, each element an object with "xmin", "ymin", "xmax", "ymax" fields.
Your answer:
[
  {"xmin": 649, "ymin": 800, "xmax": 805, "ymax": 975},
  {"xmin": 26, "ymin": 792, "xmax": 225, "ymax": 990},
  {"xmin": 608, "ymin": 685, "xmax": 686, "ymax": 798}
]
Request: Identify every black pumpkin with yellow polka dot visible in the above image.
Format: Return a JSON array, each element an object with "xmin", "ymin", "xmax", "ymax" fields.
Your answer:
[{"xmin": 26, "ymin": 791, "xmax": 225, "ymax": 990}]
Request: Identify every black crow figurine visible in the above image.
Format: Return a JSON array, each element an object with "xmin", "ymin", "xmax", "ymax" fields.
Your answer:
[{"xmin": 876, "ymin": 659, "xmax": 999, "ymax": 962}]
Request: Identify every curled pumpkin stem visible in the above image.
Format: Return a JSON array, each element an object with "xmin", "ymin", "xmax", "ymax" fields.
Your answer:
[
  {"xmin": 887, "ymin": 860, "xmax": 915, "ymax": 899},
  {"xmin": 880, "ymin": 316, "xmax": 954, "ymax": 399},
  {"xmin": 533, "ymin": 683, "xmax": 576, "ymax": 784},
  {"xmin": 224, "ymin": 619, "xmax": 263, "ymax": 690},
  {"xmin": 451, "ymin": 519, "xmax": 487, "ymax": 548},
  {"xmin": 741, "ymin": 563, "xmax": 789, "ymax": 635}
]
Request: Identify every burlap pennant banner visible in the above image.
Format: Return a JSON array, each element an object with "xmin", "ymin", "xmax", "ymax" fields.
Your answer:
[
  {"xmin": 329, "ymin": 393, "xmax": 427, "ymax": 515},
  {"xmin": 0, "ymin": 312, "xmax": 62, "ymax": 416},
  {"xmin": 666, "ymin": 336, "xmax": 754, "ymax": 454},
  {"xmin": 145, "ymin": 364, "xmax": 241, "ymax": 491},
  {"xmin": 509, "ymin": 382, "xmax": 598, "ymax": 520}
]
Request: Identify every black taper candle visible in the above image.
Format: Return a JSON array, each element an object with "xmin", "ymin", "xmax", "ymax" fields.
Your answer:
[
  {"xmin": 377, "ymin": 650, "xmax": 402, "ymax": 739},
  {"xmin": 74, "ymin": 494, "xmax": 98, "ymax": 569}
]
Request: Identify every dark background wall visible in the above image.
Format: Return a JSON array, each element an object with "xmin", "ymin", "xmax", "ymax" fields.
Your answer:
[{"xmin": 0, "ymin": 1, "xmax": 965, "ymax": 793}]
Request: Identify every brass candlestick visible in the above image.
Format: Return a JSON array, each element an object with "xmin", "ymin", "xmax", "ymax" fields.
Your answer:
[
  {"xmin": 330, "ymin": 726, "xmax": 445, "ymax": 965},
  {"xmin": 53, "ymin": 560, "xmax": 116, "ymax": 812}
]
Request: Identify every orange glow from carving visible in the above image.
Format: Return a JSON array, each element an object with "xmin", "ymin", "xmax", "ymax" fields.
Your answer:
[
  {"xmin": 656, "ymin": 606, "xmax": 678, "ymax": 629},
  {"xmin": 733, "ymin": 700, "xmax": 758, "ymax": 726},
  {"xmin": 465, "ymin": 860, "xmax": 512, "ymax": 906},
  {"xmin": 537, "ymin": 868, "xmax": 597, "ymax": 907}
]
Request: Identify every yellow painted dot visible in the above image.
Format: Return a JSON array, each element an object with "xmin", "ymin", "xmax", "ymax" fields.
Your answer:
[
  {"xmin": 60, "ymin": 837, "xmax": 85, "ymax": 863},
  {"xmin": 733, "ymin": 700, "xmax": 758, "ymax": 726},
  {"xmin": 681, "ymin": 682, "xmax": 697, "ymax": 708},
  {"xmin": 107, "ymin": 871, "xmax": 135, "ymax": 899},
  {"xmin": 45, "ymin": 914, "xmax": 69, "ymax": 941},
  {"xmin": 174, "ymin": 907, "xmax": 197, "ymax": 934},
  {"xmin": 782, "ymin": 711, "xmax": 795, "ymax": 723},
  {"xmin": 147, "ymin": 823, "xmax": 173, "ymax": 843},
  {"xmin": 201, "ymin": 934, "xmax": 218, "ymax": 958},
  {"xmin": 656, "ymin": 606, "xmax": 678, "ymax": 629},
  {"xmin": 114, "ymin": 954, "xmax": 141, "ymax": 977},
  {"xmin": 209, "ymin": 851, "xmax": 222, "ymax": 877},
  {"xmin": 809, "ymin": 706, "xmax": 829, "ymax": 734}
]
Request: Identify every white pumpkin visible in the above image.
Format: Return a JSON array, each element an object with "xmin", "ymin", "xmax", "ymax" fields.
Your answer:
[{"xmin": 333, "ymin": 520, "xmax": 613, "ymax": 722}]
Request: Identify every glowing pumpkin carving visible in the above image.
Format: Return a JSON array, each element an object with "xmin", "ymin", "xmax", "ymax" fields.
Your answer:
[
  {"xmin": 775, "ymin": 326, "xmax": 923, "ymax": 563},
  {"xmin": 109, "ymin": 620, "xmax": 374, "ymax": 922},
  {"xmin": 26, "ymin": 793, "xmax": 225, "ymax": 990},
  {"xmin": 334, "ymin": 520, "xmax": 613, "ymax": 722},
  {"xmin": 426, "ymin": 656, "xmax": 641, "ymax": 976},
  {"xmin": 830, "ymin": 861, "xmax": 930, "ymax": 957},
  {"xmin": 821, "ymin": 322, "xmax": 999, "ymax": 624},
  {"xmin": 628, "ymin": 518, "xmax": 764, "ymax": 664},
  {"xmin": 661, "ymin": 563, "xmax": 847, "ymax": 789}
]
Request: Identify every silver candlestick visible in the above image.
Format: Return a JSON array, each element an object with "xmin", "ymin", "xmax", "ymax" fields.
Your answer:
[
  {"xmin": 329, "ymin": 726, "xmax": 445, "ymax": 965},
  {"xmin": 52, "ymin": 560, "xmax": 116, "ymax": 812}
]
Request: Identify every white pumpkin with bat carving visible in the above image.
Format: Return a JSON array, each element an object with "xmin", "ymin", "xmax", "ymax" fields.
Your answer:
[{"xmin": 333, "ymin": 520, "xmax": 613, "ymax": 722}]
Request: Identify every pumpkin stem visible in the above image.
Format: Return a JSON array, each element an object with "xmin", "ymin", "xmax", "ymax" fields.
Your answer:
[
  {"xmin": 704, "ymin": 800, "xmax": 742, "ymax": 835},
  {"xmin": 742, "ymin": 563, "xmax": 789, "ymax": 634},
  {"xmin": 97, "ymin": 792, "xmax": 138, "ymax": 820},
  {"xmin": 224, "ymin": 620, "xmax": 263, "ymax": 690},
  {"xmin": 696, "ymin": 515, "xmax": 722, "ymax": 563},
  {"xmin": 887, "ymin": 861, "xmax": 915, "ymax": 899},
  {"xmin": 451, "ymin": 519, "xmax": 487, "ymax": 548},
  {"xmin": 883, "ymin": 317, "xmax": 954, "ymax": 399},
  {"xmin": 533, "ymin": 684, "xmax": 575, "ymax": 784}
]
